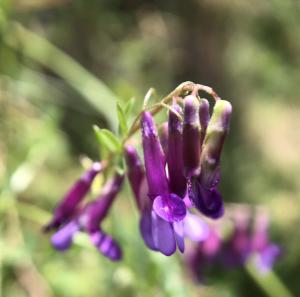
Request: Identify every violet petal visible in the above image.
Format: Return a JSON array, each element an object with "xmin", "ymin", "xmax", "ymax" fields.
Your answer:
[
  {"xmin": 141, "ymin": 112, "xmax": 169, "ymax": 198},
  {"xmin": 173, "ymin": 221, "xmax": 185, "ymax": 253},
  {"xmin": 151, "ymin": 211, "xmax": 176, "ymax": 256},
  {"xmin": 183, "ymin": 212, "xmax": 209, "ymax": 242},
  {"xmin": 51, "ymin": 221, "xmax": 79, "ymax": 251},
  {"xmin": 153, "ymin": 194, "xmax": 186, "ymax": 222},
  {"xmin": 139, "ymin": 210, "xmax": 158, "ymax": 251},
  {"xmin": 189, "ymin": 178, "xmax": 224, "ymax": 219}
]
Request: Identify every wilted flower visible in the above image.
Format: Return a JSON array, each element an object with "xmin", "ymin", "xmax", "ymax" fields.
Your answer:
[{"xmin": 49, "ymin": 173, "xmax": 124, "ymax": 261}]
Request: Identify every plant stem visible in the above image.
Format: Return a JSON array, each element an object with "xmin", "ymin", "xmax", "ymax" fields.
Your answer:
[{"xmin": 245, "ymin": 259, "xmax": 294, "ymax": 297}]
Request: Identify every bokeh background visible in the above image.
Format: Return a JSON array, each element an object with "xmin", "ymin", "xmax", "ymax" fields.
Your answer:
[{"xmin": 1, "ymin": 0, "xmax": 300, "ymax": 296}]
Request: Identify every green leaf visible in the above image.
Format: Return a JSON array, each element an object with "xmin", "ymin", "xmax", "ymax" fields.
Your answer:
[
  {"xmin": 116, "ymin": 102, "xmax": 128, "ymax": 136},
  {"xmin": 124, "ymin": 97, "xmax": 135, "ymax": 116},
  {"xmin": 93, "ymin": 125, "xmax": 122, "ymax": 154}
]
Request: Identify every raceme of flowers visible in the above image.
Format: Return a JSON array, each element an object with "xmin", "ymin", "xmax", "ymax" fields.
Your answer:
[{"xmin": 43, "ymin": 82, "xmax": 279, "ymax": 274}]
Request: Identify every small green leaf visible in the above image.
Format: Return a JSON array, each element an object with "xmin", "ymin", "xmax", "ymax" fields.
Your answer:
[
  {"xmin": 117, "ymin": 102, "xmax": 128, "ymax": 136},
  {"xmin": 93, "ymin": 125, "xmax": 122, "ymax": 154},
  {"xmin": 124, "ymin": 97, "xmax": 135, "ymax": 116}
]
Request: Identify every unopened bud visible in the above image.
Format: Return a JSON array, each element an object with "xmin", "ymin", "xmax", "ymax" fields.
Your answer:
[{"xmin": 183, "ymin": 95, "xmax": 201, "ymax": 177}]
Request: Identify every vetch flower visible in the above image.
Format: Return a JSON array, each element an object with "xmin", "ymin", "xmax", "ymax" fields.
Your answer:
[
  {"xmin": 44, "ymin": 162, "xmax": 102, "ymax": 232},
  {"xmin": 50, "ymin": 173, "xmax": 124, "ymax": 261},
  {"xmin": 188, "ymin": 99, "xmax": 232, "ymax": 219},
  {"xmin": 251, "ymin": 211, "xmax": 281, "ymax": 274}
]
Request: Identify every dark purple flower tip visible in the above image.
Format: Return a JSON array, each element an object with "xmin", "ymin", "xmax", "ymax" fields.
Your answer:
[
  {"xmin": 124, "ymin": 145, "xmax": 145, "ymax": 211},
  {"xmin": 183, "ymin": 211, "xmax": 209, "ymax": 242},
  {"xmin": 183, "ymin": 95, "xmax": 201, "ymax": 178},
  {"xmin": 153, "ymin": 193, "xmax": 186, "ymax": 223},
  {"xmin": 199, "ymin": 98, "xmax": 210, "ymax": 146},
  {"xmin": 189, "ymin": 178, "xmax": 224, "ymax": 219},
  {"xmin": 140, "ymin": 209, "xmax": 158, "ymax": 251},
  {"xmin": 151, "ymin": 211, "xmax": 176, "ymax": 256},
  {"xmin": 90, "ymin": 230, "xmax": 122, "ymax": 261},
  {"xmin": 167, "ymin": 104, "xmax": 186, "ymax": 197},
  {"xmin": 51, "ymin": 221, "xmax": 79, "ymax": 251},
  {"xmin": 86, "ymin": 173, "xmax": 124, "ymax": 232},
  {"xmin": 44, "ymin": 162, "xmax": 102, "ymax": 232},
  {"xmin": 141, "ymin": 111, "xmax": 169, "ymax": 198},
  {"xmin": 255, "ymin": 244, "xmax": 281, "ymax": 274}
]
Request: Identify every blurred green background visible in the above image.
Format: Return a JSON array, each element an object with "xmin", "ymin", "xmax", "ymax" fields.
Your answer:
[{"xmin": 0, "ymin": 0, "xmax": 300, "ymax": 296}]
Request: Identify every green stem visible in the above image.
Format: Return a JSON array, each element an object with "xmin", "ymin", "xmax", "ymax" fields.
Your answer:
[
  {"xmin": 245, "ymin": 259, "xmax": 294, "ymax": 297},
  {"xmin": 3, "ymin": 22, "xmax": 119, "ymax": 131}
]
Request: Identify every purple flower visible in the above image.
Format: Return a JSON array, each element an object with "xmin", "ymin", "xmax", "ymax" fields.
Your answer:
[
  {"xmin": 167, "ymin": 104, "xmax": 186, "ymax": 197},
  {"xmin": 50, "ymin": 173, "xmax": 124, "ymax": 261},
  {"xmin": 125, "ymin": 110, "xmax": 211, "ymax": 256},
  {"xmin": 44, "ymin": 162, "xmax": 102, "ymax": 232},
  {"xmin": 182, "ymin": 95, "xmax": 201, "ymax": 178},
  {"xmin": 187, "ymin": 99, "xmax": 232, "ymax": 219},
  {"xmin": 251, "ymin": 211, "xmax": 281, "ymax": 274}
]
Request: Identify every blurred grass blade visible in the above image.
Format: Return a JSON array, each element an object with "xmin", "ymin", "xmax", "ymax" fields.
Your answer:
[
  {"xmin": 245, "ymin": 260, "xmax": 295, "ymax": 297},
  {"xmin": 3, "ymin": 22, "xmax": 119, "ymax": 131}
]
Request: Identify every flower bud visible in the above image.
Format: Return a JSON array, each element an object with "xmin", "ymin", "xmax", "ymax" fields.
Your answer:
[
  {"xmin": 124, "ymin": 145, "xmax": 145, "ymax": 211},
  {"xmin": 141, "ymin": 111, "xmax": 169, "ymax": 199},
  {"xmin": 44, "ymin": 162, "xmax": 102, "ymax": 232},
  {"xmin": 199, "ymin": 98, "xmax": 210, "ymax": 146},
  {"xmin": 183, "ymin": 95, "xmax": 201, "ymax": 177},
  {"xmin": 167, "ymin": 104, "xmax": 186, "ymax": 197},
  {"xmin": 200, "ymin": 100, "xmax": 232, "ymax": 188}
]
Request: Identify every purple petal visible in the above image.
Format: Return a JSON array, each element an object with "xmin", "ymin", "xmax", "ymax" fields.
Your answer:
[
  {"xmin": 173, "ymin": 221, "xmax": 185, "ymax": 253},
  {"xmin": 44, "ymin": 162, "xmax": 102, "ymax": 232},
  {"xmin": 199, "ymin": 98, "xmax": 210, "ymax": 146},
  {"xmin": 124, "ymin": 146, "xmax": 145, "ymax": 210},
  {"xmin": 139, "ymin": 210, "xmax": 158, "ymax": 251},
  {"xmin": 141, "ymin": 112, "xmax": 169, "ymax": 198},
  {"xmin": 168, "ymin": 104, "xmax": 186, "ymax": 197},
  {"xmin": 51, "ymin": 221, "xmax": 79, "ymax": 251},
  {"xmin": 153, "ymin": 194, "xmax": 186, "ymax": 222},
  {"xmin": 86, "ymin": 174, "xmax": 124, "ymax": 232},
  {"xmin": 255, "ymin": 244, "xmax": 281, "ymax": 274},
  {"xmin": 189, "ymin": 178, "xmax": 224, "ymax": 219},
  {"xmin": 90, "ymin": 230, "xmax": 122, "ymax": 261},
  {"xmin": 183, "ymin": 95, "xmax": 201, "ymax": 178},
  {"xmin": 183, "ymin": 212, "xmax": 209, "ymax": 242},
  {"xmin": 151, "ymin": 211, "xmax": 176, "ymax": 256}
]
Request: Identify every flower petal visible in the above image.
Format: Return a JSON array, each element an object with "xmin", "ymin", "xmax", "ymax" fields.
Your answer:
[
  {"xmin": 51, "ymin": 221, "xmax": 79, "ymax": 251},
  {"xmin": 173, "ymin": 221, "xmax": 185, "ymax": 253},
  {"xmin": 151, "ymin": 211, "xmax": 176, "ymax": 256},
  {"xmin": 189, "ymin": 178, "xmax": 224, "ymax": 219},
  {"xmin": 139, "ymin": 210, "xmax": 157, "ymax": 251},
  {"xmin": 141, "ymin": 111, "xmax": 169, "ymax": 198},
  {"xmin": 153, "ymin": 194, "xmax": 186, "ymax": 222},
  {"xmin": 183, "ymin": 212, "xmax": 209, "ymax": 242},
  {"xmin": 90, "ymin": 230, "xmax": 122, "ymax": 261}
]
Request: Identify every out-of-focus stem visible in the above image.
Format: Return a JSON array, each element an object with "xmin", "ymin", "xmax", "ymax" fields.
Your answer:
[{"xmin": 245, "ymin": 259, "xmax": 295, "ymax": 297}]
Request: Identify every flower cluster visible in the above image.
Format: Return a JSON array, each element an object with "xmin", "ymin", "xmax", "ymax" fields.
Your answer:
[
  {"xmin": 186, "ymin": 207, "xmax": 281, "ymax": 281},
  {"xmin": 44, "ymin": 82, "xmax": 278, "ymax": 274},
  {"xmin": 124, "ymin": 92, "xmax": 232, "ymax": 255},
  {"xmin": 44, "ymin": 163, "xmax": 124, "ymax": 261},
  {"xmin": 44, "ymin": 83, "xmax": 233, "ymax": 260}
]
